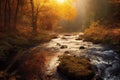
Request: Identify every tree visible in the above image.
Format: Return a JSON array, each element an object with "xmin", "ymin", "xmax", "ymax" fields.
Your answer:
[
  {"xmin": 0, "ymin": 0, "xmax": 25, "ymax": 32},
  {"xmin": 83, "ymin": 0, "xmax": 120, "ymax": 27},
  {"xmin": 14, "ymin": 0, "xmax": 20, "ymax": 31},
  {"xmin": 38, "ymin": 0, "xmax": 76, "ymax": 31},
  {"xmin": 30, "ymin": 0, "xmax": 36, "ymax": 33},
  {"xmin": 0, "ymin": 0, "xmax": 76, "ymax": 33}
]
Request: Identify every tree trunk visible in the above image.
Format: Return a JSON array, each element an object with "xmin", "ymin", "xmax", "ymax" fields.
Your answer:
[
  {"xmin": 4, "ymin": 0, "xmax": 7, "ymax": 31},
  {"xmin": 4, "ymin": 0, "xmax": 11, "ymax": 32},
  {"xmin": 8, "ymin": 0, "xmax": 11, "ymax": 26},
  {"xmin": 30, "ymin": 0, "xmax": 37, "ymax": 34},
  {"xmin": 30, "ymin": 0, "xmax": 35, "ymax": 31},
  {"xmin": 14, "ymin": 0, "xmax": 20, "ymax": 31},
  {"xmin": 0, "ymin": 0, "xmax": 1, "ymax": 18}
]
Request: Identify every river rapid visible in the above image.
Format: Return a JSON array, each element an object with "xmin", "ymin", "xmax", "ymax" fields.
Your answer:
[{"xmin": 44, "ymin": 33, "xmax": 120, "ymax": 80}]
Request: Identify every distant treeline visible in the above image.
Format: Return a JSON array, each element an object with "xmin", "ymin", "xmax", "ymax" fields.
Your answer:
[{"xmin": 0, "ymin": 0, "xmax": 76, "ymax": 34}]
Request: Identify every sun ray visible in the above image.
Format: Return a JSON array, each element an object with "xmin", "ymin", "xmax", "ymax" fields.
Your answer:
[{"xmin": 57, "ymin": 0, "xmax": 65, "ymax": 3}]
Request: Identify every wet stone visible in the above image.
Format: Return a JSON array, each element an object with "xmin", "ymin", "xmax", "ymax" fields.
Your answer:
[
  {"xmin": 52, "ymin": 36, "xmax": 58, "ymax": 39},
  {"xmin": 64, "ymin": 34, "xmax": 71, "ymax": 36},
  {"xmin": 64, "ymin": 51, "xmax": 70, "ymax": 54},
  {"xmin": 79, "ymin": 46, "xmax": 85, "ymax": 49},
  {"xmin": 56, "ymin": 43, "xmax": 61, "ymax": 46},
  {"xmin": 61, "ymin": 37, "xmax": 67, "ymax": 40},
  {"xmin": 75, "ymin": 38, "xmax": 82, "ymax": 40},
  {"xmin": 75, "ymin": 36, "xmax": 82, "ymax": 40},
  {"xmin": 60, "ymin": 45, "xmax": 68, "ymax": 49}
]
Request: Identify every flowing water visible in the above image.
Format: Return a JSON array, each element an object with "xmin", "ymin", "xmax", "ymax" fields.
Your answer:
[{"xmin": 44, "ymin": 33, "xmax": 120, "ymax": 80}]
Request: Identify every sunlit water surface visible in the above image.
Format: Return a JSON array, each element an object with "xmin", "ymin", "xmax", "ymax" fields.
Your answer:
[{"xmin": 44, "ymin": 33, "xmax": 120, "ymax": 80}]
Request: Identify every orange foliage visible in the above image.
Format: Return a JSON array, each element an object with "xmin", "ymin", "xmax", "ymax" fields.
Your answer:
[
  {"xmin": 84, "ymin": 22, "xmax": 120, "ymax": 44},
  {"xmin": 37, "ymin": 0, "xmax": 76, "ymax": 30},
  {"xmin": 20, "ymin": 50, "xmax": 47, "ymax": 80}
]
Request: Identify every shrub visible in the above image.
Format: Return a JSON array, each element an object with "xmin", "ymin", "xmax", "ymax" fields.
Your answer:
[
  {"xmin": 57, "ymin": 55, "xmax": 95, "ymax": 80},
  {"xmin": 84, "ymin": 22, "xmax": 120, "ymax": 45}
]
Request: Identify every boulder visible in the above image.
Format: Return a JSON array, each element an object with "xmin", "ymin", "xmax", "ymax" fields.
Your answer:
[
  {"xmin": 79, "ymin": 46, "xmax": 85, "ymax": 49},
  {"xmin": 58, "ymin": 56, "xmax": 95, "ymax": 80},
  {"xmin": 60, "ymin": 45, "xmax": 68, "ymax": 49},
  {"xmin": 56, "ymin": 43, "xmax": 61, "ymax": 46},
  {"xmin": 52, "ymin": 36, "xmax": 58, "ymax": 39},
  {"xmin": 75, "ymin": 37, "xmax": 82, "ymax": 40},
  {"xmin": 64, "ymin": 51, "xmax": 70, "ymax": 54},
  {"xmin": 61, "ymin": 37, "xmax": 67, "ymax": 40},
  {"xmin": 64, "ymin": 34, "xmax": 71, "ymax": 36}
]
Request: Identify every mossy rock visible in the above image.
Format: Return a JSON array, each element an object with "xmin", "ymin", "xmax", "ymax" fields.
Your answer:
[{"xmin": 57, "ymin": 56, "xmax": 95, "ymax": 80}]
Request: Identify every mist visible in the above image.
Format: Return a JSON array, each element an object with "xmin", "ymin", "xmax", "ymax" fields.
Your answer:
[{"xmin": 60, "ymin": 0, "xmax": 111, "ymax": 32}]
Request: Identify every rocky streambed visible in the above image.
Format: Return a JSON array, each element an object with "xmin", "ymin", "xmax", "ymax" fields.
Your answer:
[{"xmin": 44, "ymin": 33, "xmax": 120, "ymax": 80}]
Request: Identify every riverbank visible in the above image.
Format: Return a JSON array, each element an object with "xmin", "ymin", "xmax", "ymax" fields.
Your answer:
[
  {"xmin": 83, "ymin": 23, "xmax": 120, "ymax": 55},
  {"xmin": 0, "ymin": 31, "xmax": 58, "ymax": 80}
]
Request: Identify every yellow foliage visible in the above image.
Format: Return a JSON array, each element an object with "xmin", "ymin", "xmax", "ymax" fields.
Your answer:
[
  {"xmin": 34, "ymin": 0, "xmax": 76, "ymax": 30},
  {"xmin": 34, "ymin": 0, "xmax": 76, "ymax": 21},
  {"xmin": 45, "ymin": 0, "xmax": 76, "ymax": 20}
]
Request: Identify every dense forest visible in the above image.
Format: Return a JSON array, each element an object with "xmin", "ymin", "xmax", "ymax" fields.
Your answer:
[
  {"xmin": 84, "ymin": 0, "xmax": 120, "ymax": 46},
  {"xmin": 0, "ymin": 0, "xmax": 120, "ymax": 80}
]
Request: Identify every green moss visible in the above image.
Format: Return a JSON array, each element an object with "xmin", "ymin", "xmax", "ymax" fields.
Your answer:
[{"xmin": 58, "ymin": 56, "xmax": 95, "ymax": 80}]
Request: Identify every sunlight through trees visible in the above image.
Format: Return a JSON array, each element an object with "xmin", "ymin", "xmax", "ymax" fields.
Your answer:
[{"xmin": 57, "ymin": 0, "xmax": 65, "ymax": 3}]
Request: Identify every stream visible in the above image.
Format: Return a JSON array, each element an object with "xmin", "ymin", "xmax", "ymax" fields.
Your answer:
[{"xmin": 44, "ymin": 33, "xmax": 120, "ymax": 80}]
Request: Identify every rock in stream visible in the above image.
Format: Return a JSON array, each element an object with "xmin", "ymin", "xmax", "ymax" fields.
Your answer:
[{"xmin": 44, "ymin": 33, "xmax": 120, "ymax": 80}]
